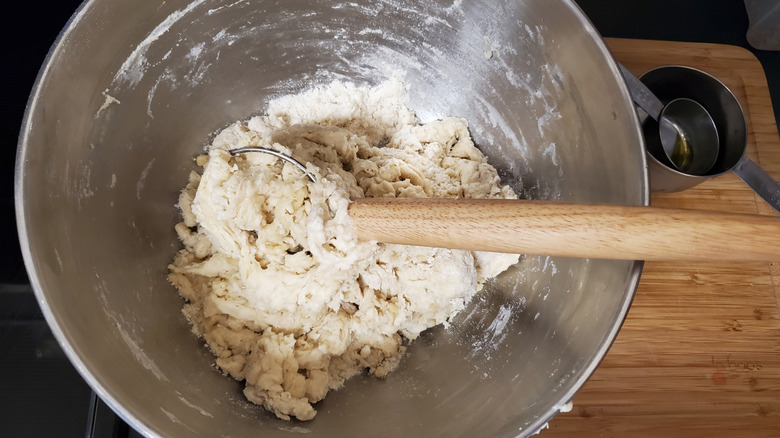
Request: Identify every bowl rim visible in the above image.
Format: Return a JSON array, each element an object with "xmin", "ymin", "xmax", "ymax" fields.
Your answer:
[
  {"xmin": 14, "ymin": 0, "xmax": 649, "ymax": 436},
  {"xmin": 14, "ymin": 1, "xmax": 163, "ymax": 437}
]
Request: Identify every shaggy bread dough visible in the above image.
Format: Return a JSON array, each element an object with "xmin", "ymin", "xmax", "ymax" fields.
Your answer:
[{"xmin": 168, "ymin": 80, "xmax": 519, "ymax": 421}]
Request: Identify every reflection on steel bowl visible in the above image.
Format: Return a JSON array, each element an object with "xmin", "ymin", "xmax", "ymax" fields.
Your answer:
[{"xmin": 16, "ymin": 0, "xmax": 647, "ymax": 436}]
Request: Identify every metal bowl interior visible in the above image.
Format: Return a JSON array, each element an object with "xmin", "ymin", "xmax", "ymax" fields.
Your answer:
[{"xmin": 16, "ymin": 0, "xmax": 647, "ymax": 437}]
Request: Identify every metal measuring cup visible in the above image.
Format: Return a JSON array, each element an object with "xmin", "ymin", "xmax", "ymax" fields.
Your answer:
[
  {"xmin": 637, "ymin": 65, "xmax": 780, "ymax": 213},
  {"xmin": 620, "ymin": 64, "xmax": 719, "ymax": 176}
]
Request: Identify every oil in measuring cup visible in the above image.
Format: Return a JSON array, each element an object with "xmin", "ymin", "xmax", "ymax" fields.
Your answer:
[{"xmin": 671, "ymin": 128, "xmax": 693, "ymax": 173}]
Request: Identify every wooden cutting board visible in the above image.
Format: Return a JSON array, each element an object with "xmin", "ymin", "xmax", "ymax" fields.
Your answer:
[{"xmin": 547, "ymin": 39, "xmax": 780, "ymax": 437}]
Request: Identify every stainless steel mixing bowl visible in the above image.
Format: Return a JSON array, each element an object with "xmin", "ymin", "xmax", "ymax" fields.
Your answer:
[{"xmin": 16, "ymin": 0, "xmax": 648, "ymax": 436}]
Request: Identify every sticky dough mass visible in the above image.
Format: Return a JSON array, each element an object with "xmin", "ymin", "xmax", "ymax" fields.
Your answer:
[{"xmin": 168, "ymin": 80, "xmax": 520, "ymax": 421}]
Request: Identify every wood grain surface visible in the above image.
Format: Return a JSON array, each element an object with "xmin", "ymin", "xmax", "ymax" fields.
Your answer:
[
  {"xmin": 349, "ymin": 198, "xmax": 780, "ymax": 261},
  {"xmin": 546, "ymin": 39, "xmax": 780, "ymax": 437}
]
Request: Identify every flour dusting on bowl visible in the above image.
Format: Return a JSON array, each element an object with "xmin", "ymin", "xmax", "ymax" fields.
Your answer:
[{"xmin": 168, "ymin": 79, "xmax": 520, "ymax": 420}]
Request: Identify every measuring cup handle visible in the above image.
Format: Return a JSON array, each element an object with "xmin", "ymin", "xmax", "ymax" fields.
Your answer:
[
  {"xmin": 733, "ymin": 157, "xmax": 780, "ymax": 214},
  {"xmin": 618, "ymin": 63, "xmax": 664, "ymax": 120}
]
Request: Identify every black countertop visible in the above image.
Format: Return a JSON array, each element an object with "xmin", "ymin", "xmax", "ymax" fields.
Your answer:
[{"xmin": 2, "ymin": 1, "xmax": 778, "ymax": 436}]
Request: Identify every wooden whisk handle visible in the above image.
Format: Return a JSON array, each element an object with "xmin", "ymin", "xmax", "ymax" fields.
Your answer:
[{"xmin": 348, "ymin": 198, "xmax": 780, "ymax": 262}]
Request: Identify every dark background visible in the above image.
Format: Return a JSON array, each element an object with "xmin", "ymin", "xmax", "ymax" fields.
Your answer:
[{"xmin": 2, "ymin": 1, "xmax": 778, "ymax": 436}]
